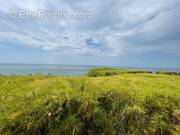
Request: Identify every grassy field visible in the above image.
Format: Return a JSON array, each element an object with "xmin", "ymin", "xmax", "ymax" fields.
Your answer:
[
  {"xmin": 88, "ymin": 68, "xmax": 153, "ymax": 77},
  {"xmin": 0, "ymin": 70, "xmax": 180, "ymax": 134},
  {"xmin": 87, "ymin": 68, "xmax": 180, "ymax": 77}
]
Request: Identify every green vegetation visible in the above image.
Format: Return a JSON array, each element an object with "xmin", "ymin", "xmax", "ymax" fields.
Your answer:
[
  {"xmin": 0, "ymin": 70, "xmax": 180, "ymax": 135},
  {"xmin": 88, "ymin": 68, "xmax": 152, "ymax": 77},
  {"xmin": 156, "ymin": 71, "xmax": 180, "ymax": 76},
  {"xmin": 88, "ymin": 68, "xmax": 180, "ymax": 77}
]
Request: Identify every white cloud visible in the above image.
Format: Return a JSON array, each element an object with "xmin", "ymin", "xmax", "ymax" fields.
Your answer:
[{"xmin": 0, "ymin": 0, "xmax": 180, "ymax": 56}]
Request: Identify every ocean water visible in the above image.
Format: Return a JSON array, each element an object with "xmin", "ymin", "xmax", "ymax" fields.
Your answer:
[
  {"xmin": 0, "ymin": 64, "xmax": 94, "ymax": 76},
  {"xmin": 0, "ymin": 64, "xmax": 179, "ymax": 76}
]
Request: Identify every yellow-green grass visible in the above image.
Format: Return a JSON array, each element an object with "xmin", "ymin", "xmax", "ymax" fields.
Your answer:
[
  {"xmin": 0, "ymin": 73, "xmax": 180, "ymax": 134},
  {"xmin": 88, "ymin": 68, "xmax": 153, "ymax": 77}
]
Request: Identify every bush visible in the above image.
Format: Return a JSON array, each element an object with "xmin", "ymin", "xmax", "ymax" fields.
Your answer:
[{"xmin": 156, "ymin": 71, "xmax": 179, "ymax": 76}]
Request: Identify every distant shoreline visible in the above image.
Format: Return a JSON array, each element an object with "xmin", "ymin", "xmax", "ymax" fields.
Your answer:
[
  {"xmin": 0, "ymin": 63, "xmax": 179, "ymax": 69},
  {"xmin": 0, "ymin": 64, "xmax": 180, "ymax": 76}
]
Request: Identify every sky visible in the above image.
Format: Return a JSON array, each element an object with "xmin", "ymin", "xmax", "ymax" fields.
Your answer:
[{"xmin": 0, "ymin": 0, "xmax": 180, "ymax": 68}]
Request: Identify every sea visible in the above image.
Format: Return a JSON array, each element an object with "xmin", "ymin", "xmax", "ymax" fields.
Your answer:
[{"xmin": 0, "ymin": 63, "xmax": 180, "ymax": 76}]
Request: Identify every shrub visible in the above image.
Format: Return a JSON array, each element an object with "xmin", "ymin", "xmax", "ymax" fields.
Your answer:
[{"xmin": 156, "ymin": 71, "xmax": 179, "ymax": 76}]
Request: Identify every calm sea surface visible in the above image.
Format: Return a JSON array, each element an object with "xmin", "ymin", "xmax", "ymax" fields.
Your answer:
[{"xmin": 0, "ymin": 64, "xmax": 179, "ymax": 76}]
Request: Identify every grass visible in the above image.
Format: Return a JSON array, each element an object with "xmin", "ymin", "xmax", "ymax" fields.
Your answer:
[
  {"xmin": 88, "ymin": 68, "xmax": 180, "ymax": 77},
  {"xmin": 88, "ymin": 68, "xmax": 153, "ymax": 77},
  {"xmin": 0, "ymin": 70, "xmax": 180, "ymax": 135}
]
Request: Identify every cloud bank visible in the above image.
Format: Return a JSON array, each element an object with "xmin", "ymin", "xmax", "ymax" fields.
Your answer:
[{"xmin": 0, "ymin": 0, "xmax": 180, "ymax": 56}]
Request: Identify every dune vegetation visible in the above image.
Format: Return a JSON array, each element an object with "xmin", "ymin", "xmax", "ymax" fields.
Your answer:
[
  {"xmin": 88, "ymin": 68, "xmax": 180, "ymax": 77},
  {"xmin": 88, "ymin": 68, "xmax": 153, "ymax": 77},
  {"xmin": 0, "ymin": 69, "xmax": 180, "ymax": 135},
  {"xmin": 156, "ymin": 71, "xmax": 180, "ymax": 76}
]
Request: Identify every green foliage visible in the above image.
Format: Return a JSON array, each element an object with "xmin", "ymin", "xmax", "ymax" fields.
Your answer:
[
  {"xmin": 143, "ymin": 94, "xmax": 180, "ymax": 134},
  {"xmin": 0, "ymin": 73, "xmax": 180, "ymax": 134},
  {"xmin": 88, "ymin": 68, "xmax": 152, "ymax": 77},
  {"xmin": 156, "ymin": 71, "xmax": 180, "ymax": 76},
  {"xmin": 1, "ymin": 92, "xmax": 180, "ymax": 135},
  {"xmin": 88, "ymin": 68, "xmax": 180, "ymax": 77}
]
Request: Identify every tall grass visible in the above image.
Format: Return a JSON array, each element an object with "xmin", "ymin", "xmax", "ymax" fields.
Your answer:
[
  {"xmin": 2, "ymin": 92, "xmax": 180, "ymax": 135},
  {"xmin": 0, "ymin": 72, "xmax": 180, "ymax": 135}
]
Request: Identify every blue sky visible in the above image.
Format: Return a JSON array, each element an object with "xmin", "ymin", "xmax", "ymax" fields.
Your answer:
[{"xmin": 0, "ymin": 0, "xmax": 180, "ymax": 68}]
